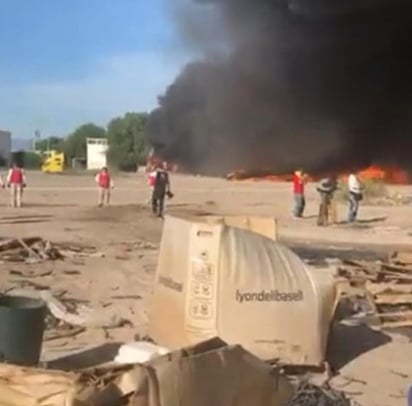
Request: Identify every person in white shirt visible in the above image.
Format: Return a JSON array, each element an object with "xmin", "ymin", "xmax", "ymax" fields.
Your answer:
[{"xmin": 347, "ymin": 173, "xmax": 362, "ymax": 222}]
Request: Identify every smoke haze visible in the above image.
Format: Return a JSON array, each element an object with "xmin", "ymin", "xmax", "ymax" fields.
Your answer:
[{"xmin": 147, "ymin": 0, "xmax": 412, "ymax": 175}]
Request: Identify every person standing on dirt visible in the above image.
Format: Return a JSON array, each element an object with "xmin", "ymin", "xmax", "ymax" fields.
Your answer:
[
  {"xmin": 316, "ymin": 176, "xmax": 338, "ymax": 226},
  {"xmin": 95, "ymin": 167, "xmax": 114, "ymax": 207},
  {"xmin": 0, "ymin": 173, "xmax": 5, "ymax": 189},
  {"xmin": 146, "ymin": 166, "xmax": 157, "ymax": 205},
  {"xmin": 152, "ymin": 162, "xmax": 172, "ymax": 218},
  {"xmin": 292, "ymin": 169, "xmax": 307, "ymax": 218},
  {"xmin": 347, "ymin": 173, "xmax": 362, "ymax": 223},
  {"xmin": 7, "ymin": 163, "xmax": 26, "ymax": 208}
]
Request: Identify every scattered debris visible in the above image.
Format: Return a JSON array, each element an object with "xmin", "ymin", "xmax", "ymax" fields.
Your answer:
[
  {"xmin": 0, "ymin": 338, "xmax": 294, "ymax": 406},
  {"xmin": 62, "ymin": 270, "xmax": 81, "ymax": 276},
  {"xmin": 9, "ymin": 280, "xmax": 50, "ymax": 291},
  {"xmin": 288, "ymin": 380, "xmax": 363, "ymax": 406},
  {"xmin": 40, "ymin": 291, "xmax": 131, "ymax": 329},
  {"xmin": 9, "ymin": 269, "xmax": 53, "ymax": 278},
  {"xmin": 117, "ymin": 239, "xmax": 158, "ymax": 252},
  {"xmin": 111, "ymin": 295, "xmax": 142, "ymax": 300},
  {"xmin": 338, "ymin": 250, "xmax": 412, "ymax": 328},
  {"xmin": 390, "ymin": 370, "xmax": 409, "ymax": 379},
  {"xmin": 44, "ymin": 326, "xmax": 86, "ymax": 342},
  {"xmin": 3, "ymin": 287, "xmax": 131, "ymax": 347},
  {"xmin": 0, "ymin": 237, "xmax": 102, "ymax": 263}
]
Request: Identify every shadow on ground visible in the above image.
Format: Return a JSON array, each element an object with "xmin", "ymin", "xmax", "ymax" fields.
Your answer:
[
  {"xmin": 336, "ymin": 216, "xmax": 388, "ymax": 226},
  {"xmin": 47, "ymin": 342, "xmax": 122, "ymax": 371},
  {"xmin": 327, "ymin": 322, "xmax": 392, "ymax": 370},
  {"xmin": 24, "ymin": 203, "xmax": 78, "ymax": 208},
  {"xmin": 0, "ymin": 219, "xmax": 51, "ymax": 225},
  {"xmin": 358, "ymin": 216, "xmax": 388, "ymax": 224},
  {"xmin": 287, "ymin": 243, "xmax": 387, "ymax": 264},
  {"xmin": 0, "ymin": 214, "xmax": 54, "ymax": 225}
]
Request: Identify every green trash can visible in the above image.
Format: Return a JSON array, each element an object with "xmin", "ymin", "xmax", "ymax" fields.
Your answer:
[{"xmin": 0, "ymin": 295, "xmax": 46, "ymax": 366}]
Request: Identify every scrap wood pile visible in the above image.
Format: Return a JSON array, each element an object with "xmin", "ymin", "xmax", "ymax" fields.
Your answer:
[
  {"xmin": 0, "ymin": 237, "xmax": 102, "ymax": 263},
  {"xmin": 338, "ymin": 250, "xmax": 412, "ymax": 328}
]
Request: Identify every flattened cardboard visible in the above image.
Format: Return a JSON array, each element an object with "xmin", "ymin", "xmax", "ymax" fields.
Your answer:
[
  {"xmin": 130, "ymin": 337, "xmax": 293, "ymax": 406},
  {"xmin": 0, "ymin": 364, "xmax": 81, "ymax": 406}
]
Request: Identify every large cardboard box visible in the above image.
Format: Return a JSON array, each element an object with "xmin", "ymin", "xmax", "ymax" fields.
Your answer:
[
  {"xmin": 0, "ymin": 338, "xmax": 293, "ymax": 406},
  {"xmin": 130, "ymin": 338, "xmax": 293, "ymax": 406},
  {"xmin": 149, "ymin": 215, "xmax": 338, "ymax": 365}
]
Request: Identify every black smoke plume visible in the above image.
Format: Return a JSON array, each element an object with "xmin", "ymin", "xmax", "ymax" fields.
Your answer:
[{"xmin": 147, "ymin": 0, "xmax": 412, "ymax": 175}]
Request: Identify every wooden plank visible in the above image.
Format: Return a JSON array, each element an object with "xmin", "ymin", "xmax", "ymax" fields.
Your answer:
[
  {"xmin": 381, "ymin": 320, "xmax": 412, "ymax": 328},
  {"xmin": 390, "ymin": 251, "xmax": 412, "ymax": 265},
  {"xmin": 382, "ymin": 263, "xmax": 412, "ymax": 275},
  {"xmin": 378, "ymin": 270, "xmax": 412, "ymax": 281},
  {"xmin": 377, "ymin": 310, "xmax": 412, "ymax": 319},
  {"xmin": 367, "ymin": 282, "xmax": 412, "ymax": 295},
  {"xmin": 375, "ymin": 293, "xmax": 412, "ymax": 304},
  {"xmin": 342, "ymin": 259, "xmax": 379, "ymax": 275}
]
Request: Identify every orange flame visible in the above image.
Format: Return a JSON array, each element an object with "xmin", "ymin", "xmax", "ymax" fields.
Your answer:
[{"xmin": 227, "ymin": 165, "xmax": 410, "ymax": 184}]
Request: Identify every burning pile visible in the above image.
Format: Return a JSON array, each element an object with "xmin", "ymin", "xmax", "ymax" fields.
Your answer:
[{"xmin": 227, "ymin": 165, "xmax": 410, "ymax": 184}]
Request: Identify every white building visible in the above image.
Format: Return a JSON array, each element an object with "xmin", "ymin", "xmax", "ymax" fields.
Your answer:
[
  {"xmin": 0, "ymin": 130, "xmax": 11, "ymax": 166},
  {"xmin": 86, "ymin": 138, "xmax": 108, "ymax": 170}
]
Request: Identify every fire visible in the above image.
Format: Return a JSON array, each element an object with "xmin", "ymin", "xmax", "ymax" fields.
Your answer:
[
  {"xmin": 358, "ymin": 166, "xmax": 409, "ymax": 184},
  {"xmin": 227, "ymin": 165, "xmax": 410, "ymax": 184}
]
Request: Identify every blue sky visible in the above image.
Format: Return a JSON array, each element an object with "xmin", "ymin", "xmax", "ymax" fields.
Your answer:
[{"xmin": 0, "ymin": 0, "xmax": 194, "ymax": 139}]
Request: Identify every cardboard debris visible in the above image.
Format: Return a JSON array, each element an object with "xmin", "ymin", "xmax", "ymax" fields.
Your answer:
[
  {"xmin": 0, "ymin": 363, "xmax": 80, "ymax": 406},
  {"xmin": 87, "ymin": 337, "xmax": 293, "ymax": 406},
  {"xmin": 149, "ymin": 215, "xmax": 338, "ymax": 366},
  {"xmin": 128, "ymin": 337, "xmax": 294, "ymax": 406},
  {"xmin": 0, "ymin": 338, "xmax": 294, "ymax": 406}
]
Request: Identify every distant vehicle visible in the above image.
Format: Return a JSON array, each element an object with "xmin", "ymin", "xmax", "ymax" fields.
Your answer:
[{"xmin": 41, "ymin": 150, "xmax": 65, "ymax": 173}]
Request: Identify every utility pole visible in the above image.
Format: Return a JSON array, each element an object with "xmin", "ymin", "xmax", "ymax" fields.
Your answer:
[{"xmin": 33, "ymin": 129, "xmax": 41, "ymax": 151}]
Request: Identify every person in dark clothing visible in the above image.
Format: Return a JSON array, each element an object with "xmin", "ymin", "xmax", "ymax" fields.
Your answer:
[
  {"xmin": 151, "ymin": 164, "xmax": 172, "ymax": 218},
  {"xmin": 316, "ymin": 176, "xmax": 338, "ymax": 226}
]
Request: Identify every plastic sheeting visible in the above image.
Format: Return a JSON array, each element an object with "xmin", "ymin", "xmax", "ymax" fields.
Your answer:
[{"xmin": 149, "ymin": 215, "xmax": 338, "ymax": 365}]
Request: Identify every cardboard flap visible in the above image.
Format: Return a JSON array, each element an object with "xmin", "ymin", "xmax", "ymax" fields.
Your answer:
[{"xmin": 130, "ymin": 341, "xmax": 293, "ymax": 406}]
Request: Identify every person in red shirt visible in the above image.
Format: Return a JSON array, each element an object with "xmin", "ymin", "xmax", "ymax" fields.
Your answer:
[
  {"xmin": 7, "ymin": 163, "xmax": 26, "ymax": 208},
  {"xmin": 95, "ymin": 167, "xmax": 114, "ymax": 207},
  {"xmin": 145, "ymin": 167, "xmax": 157, "ymax": 205},
  {"xmin": 292, "ymin": 169, "xmax": 307, "ymax": 218}
]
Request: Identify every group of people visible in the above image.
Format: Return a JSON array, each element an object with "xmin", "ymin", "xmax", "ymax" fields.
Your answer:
[
  {"xmin": 0, "ymin": 161, "xmax": 173, "ymax": 217},
  {"xmin": 293, "ymin": 170, "xmax": 363, "ymax": 226},
  {"xmin": 94, "ymin": 162, "xmax": 173, "ymax": 218}
]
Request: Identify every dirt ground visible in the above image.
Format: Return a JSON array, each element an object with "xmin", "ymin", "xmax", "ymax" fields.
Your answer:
[{"xmin": 1, "ymin": 170, "xmax": 412, "ymax": 406}]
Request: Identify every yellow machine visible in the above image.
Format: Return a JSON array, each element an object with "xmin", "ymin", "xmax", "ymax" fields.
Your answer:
[{"xmin": 41, "ymin": 150, "xmax": 65, "ymax": 173}]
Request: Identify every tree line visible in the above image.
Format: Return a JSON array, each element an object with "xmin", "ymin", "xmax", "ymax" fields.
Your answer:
[{"xmin": 32, "ymin": 112, "xmax": 149, "ymax": 171}]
